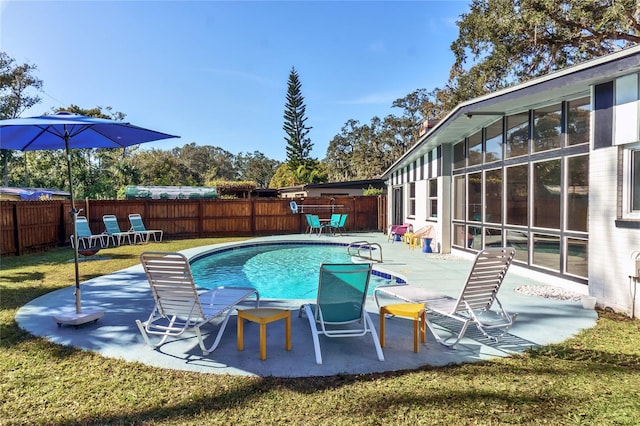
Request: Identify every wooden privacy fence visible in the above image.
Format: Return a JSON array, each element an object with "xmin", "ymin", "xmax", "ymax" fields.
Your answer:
[{"xmin": 1, "ymin": 196, "xmax": 387, "ymax": 256}]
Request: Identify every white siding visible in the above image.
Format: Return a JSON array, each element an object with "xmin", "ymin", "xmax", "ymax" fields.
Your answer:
[{"xmin": 589, "ymin": 146, "xmax": 640, "ymax": 316}]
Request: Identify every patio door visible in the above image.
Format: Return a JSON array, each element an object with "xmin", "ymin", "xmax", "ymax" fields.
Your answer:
[{"xmin": 392, "ymin": 186, "xmax": 404, "ymax": 224}]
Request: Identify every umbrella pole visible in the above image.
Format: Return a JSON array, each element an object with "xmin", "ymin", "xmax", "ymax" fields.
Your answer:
[
  {"xmin": 67, "ymin": 139, "xmax": 81, "ymax": 314},
  {"xmin": 53, "ymin": 130, "xmax": 104, "ymax": 327}
]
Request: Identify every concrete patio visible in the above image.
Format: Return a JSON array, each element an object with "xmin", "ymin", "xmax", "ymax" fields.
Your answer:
[{"xmin": 15, "ymin": 232, "xmax": 598, "ymax": 378}]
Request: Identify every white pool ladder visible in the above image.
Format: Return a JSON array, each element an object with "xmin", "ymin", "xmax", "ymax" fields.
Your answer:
[{"xmin": 347, "ymin": 241, "xmax": 383, "ymax": 263}]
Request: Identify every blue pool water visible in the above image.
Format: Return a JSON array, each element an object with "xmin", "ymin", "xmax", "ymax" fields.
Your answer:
[{"xmin": 190, "ymin": 243, "xmax": 390, "ymax": 299}]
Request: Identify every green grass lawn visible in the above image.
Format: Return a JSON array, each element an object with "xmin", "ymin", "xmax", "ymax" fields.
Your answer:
[{"xmin": 2, "ymin": 238, "xmax": 640, "ymax": 425}]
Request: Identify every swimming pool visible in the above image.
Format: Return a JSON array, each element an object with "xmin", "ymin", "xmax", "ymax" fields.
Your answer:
[{"xmin": 190, "ymin": 242, "xmax": 399, "ymax": 299}]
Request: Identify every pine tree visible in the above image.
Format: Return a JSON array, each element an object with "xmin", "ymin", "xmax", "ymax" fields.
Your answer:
[{"xmin": 283, "ymin": 67, "xmax": 314, "ymax": 172}]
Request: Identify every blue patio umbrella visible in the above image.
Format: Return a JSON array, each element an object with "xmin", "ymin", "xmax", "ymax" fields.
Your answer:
[{"xmin": 0, "ymin": 111, "xmax": 179, "ymax": 326}]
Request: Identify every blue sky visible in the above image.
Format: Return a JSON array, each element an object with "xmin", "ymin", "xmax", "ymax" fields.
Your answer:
[{"xmin": 1, "ymin": 0, "xmax": 470, "ymax": 161}]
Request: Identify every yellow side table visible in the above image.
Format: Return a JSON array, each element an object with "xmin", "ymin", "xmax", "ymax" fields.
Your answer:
[
  {"xmin": 379, "ymin": 303, "xmax": 426, "ymax": 353},
  {"xmin": 237, "ymin": 308, "xmax": 291, "ymax": 360}
]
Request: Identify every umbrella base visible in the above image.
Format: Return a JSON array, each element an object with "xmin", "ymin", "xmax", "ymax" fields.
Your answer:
[{"xmin": 54, "ymin": 309, "xmax": 104, "ymax": 328}]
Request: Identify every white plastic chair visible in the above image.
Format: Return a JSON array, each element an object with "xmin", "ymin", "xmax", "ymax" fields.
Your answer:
[
  {"xmin": 136, "ymin": 252, "xmax": 260, "ymax": 355},
  {"xmin": 375, "ymin": 247, "xmax": 517, "ymax": 347}
]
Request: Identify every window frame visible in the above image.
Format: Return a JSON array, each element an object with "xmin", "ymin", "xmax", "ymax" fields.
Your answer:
[
  {"xmin": 408, "ymin": 181, "xmax": 416, "ymax": 217},
  {"xmin": 622, "ymin": 143, "xmax": 640, "ymax": 220},
  {"xmin": 427, "ymin": 178, "xmax": 438, "ymax": 218}
]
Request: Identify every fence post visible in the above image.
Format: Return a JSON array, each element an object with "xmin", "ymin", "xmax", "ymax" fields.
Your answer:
[
  {"xmin": 198, "ymin": 199, "xmax": 204, "ymax": 238},
  {"xmin": 250, "ymin": 199, "xmax": 256, "ymax": 235},
  {"xmin": 351, "ymin": 197, "xmax": 360, "ymax": 231},
  {"xmin": 13, "ymin": 203, "xmax": 22, "ymax": 256}
]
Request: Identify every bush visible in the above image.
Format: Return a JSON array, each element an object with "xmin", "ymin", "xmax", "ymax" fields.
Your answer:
[{"xmin": 363, "ymin": 185, "xmax": 384, "ymax": 196}]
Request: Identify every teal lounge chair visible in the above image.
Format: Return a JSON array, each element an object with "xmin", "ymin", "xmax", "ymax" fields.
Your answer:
[
  {"xmin": 102, "ymin": 214, "xmax": 135, "ymax": 246},
  {"xmin": 71, "ymin": 216, "xmax": 105, "ymax": 249},
  {"xmin": 300, "ymin": 263, "xmax": 384, "ymax": 364},
  {"xmin": 129, "ymin": 214, "xmax": 163, "ymax": 243}
]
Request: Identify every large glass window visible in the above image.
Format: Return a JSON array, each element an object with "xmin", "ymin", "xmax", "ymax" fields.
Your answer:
[
  {"xmin": 533, "ymin": 159, "xmax": 561, "ymax": 229},
  {"xmin": 506, "ymin": 113, "xmax": 529, "ymax": 158},
  {"xmin": 485, "ymin": 120, "xmax": 503, "ymax": 163},
  {"xmin": 468, "ymin": 131, "xmax": 482, "ymax": 166},
  {"xmin": 453, "ymin": 175, "xmax": 466, "ymax": 221},
  {"xmin": 449, "ymin": 102, "xmax": 589, "ymax": 283},
  {"xmin": 469, "ymin": 226, "xmax": 482, "ymax": 250},
  {"xmin": 468, "ymin": 172, "xmax": 482, "ymax": 221},
  {"xmin": 567, "ymin": 155, "xmax": 589, "ymax": 232},
  {"xmin": 533, "ymin": 104, "xmax": 562, "ymax": 152},
  {"xmin": 453, "ymin": 141, "xmax": 465, "ymax": 170},
  {"xmin": 567, "ymin": 238, "xmax": 588, "ymax": 278},
  {"xmin": 506, "ymin": 230, "xmax": 529, "ymax": 262},
  {"xmin": 533, "ymin": 234, "xmax": 560, "ymax": 271},
  {"xmin": 485, "ymin": 169, "xmax": 502, "ymax": 223},
  {"xmin": 567, "ymin": 97, "xmax": 590, "ymax": 146},
  {"xmin": 453, "ymin": 223, "xmax": 467, "ymax": 248},
  {"xmin": 506, "ymin": 165, "xmax": 528, "ymax": 226},
  {"xmin": 485, "ymin": 228, "xmax": 503, "ymax": 248}
]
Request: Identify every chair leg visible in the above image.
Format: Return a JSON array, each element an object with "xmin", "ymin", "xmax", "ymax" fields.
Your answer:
[
  {"xmin": 135, "ymin": 319, "xmax": 153, "ymax": 347},
  {"xmin": 424, "ymin": 313, "xmax": 471, "ymax": 348},
  {"xmin": 364, "ymin": 312, "xmax": 384, "ymax": 361},
  {"xmin": 303, "ymin": 304, "xmax": 323, "ymax": 364},
  {"xmin": 135, "ymin": 315, "xmax": 174, "ymax": 348},
  {"xmin": 379, "ymin": 310, "xmax": 386, "ymax": 348}
]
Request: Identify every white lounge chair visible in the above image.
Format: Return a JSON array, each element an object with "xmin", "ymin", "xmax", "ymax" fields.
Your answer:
[
  {"xmin": 300, "ymin": 263, "xmax": 384, "ymax": 364},
  {"xmin": 136, "ymin": 252, "xmax": 260, "ymax": 355},
  {"xmin": 128, "ymin": 213, "xmax": 163, "ymax": 243},
  {"xmin": 375, "ymin": 247, "xmax": 517, "ymax": 347}
]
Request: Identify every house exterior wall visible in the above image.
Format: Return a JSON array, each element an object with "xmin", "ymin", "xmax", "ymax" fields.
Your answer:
[
  {"xmin": 305, "ymin": 188, "xmax": 367, "ymax": 197},
  {"xmin": 588, "ymin": 71, "xmax": 640, "ymax": 316},
  {"xmin": 386, "ymin": 147, "xmax": 446, "ymax": 252},
  {"xmin": 279, "ymin": 189, "xmax": 306, "ymax": 199},
  {"xmin": 588, "ymin": 145, "xmax": 640, "ymax": 316},
  {"xmin": 383, "ymin": 47, "xmax": 640, "ymax": 316}
]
